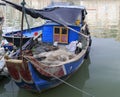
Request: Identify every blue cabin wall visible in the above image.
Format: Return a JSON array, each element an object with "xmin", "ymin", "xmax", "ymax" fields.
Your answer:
[
  {"xmin": 42, "ymin": 24, "xmax": 82, "ymax": 44},
  {"xmin": 68, "ymin": 26, "xmax": 81, "ymax": 43},
  {"xmin": 42, "ymin": 25, "xmax": 53, "ymax": 43}
]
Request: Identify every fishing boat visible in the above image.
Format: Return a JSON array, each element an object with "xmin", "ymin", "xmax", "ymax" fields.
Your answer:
[
  {"xmin": 2, "ymin": 26, "xmax": 42, "ymax": 47},
  {"xmin": 3, "ymin": 0, "xmax": 92, "ymax": 92}
]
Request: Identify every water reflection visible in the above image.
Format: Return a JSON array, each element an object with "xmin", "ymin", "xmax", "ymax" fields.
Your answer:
[
  {"xmin": 0, "ymin": 78, "xmax": 19, "ymax": 97},
  {"xmin": 0, "ymin": 77, "xmax": 11, "ymax": 96},
  {"xmin": 90, "ymin": 28, "xmax": 120, "ymax": 41},
  {"xmin": 0, "ymin": 77, "xmax": 9, "ymax": 94}
]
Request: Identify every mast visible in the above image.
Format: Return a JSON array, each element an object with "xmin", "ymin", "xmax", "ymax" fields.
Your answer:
[{"xmin": 20, "ymin": 0, "xmax": 26, "ymax": 58}]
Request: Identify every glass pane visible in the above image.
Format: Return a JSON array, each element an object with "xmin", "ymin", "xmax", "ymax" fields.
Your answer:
[
  {"xmin": 62, "ymin": 28, "xmax": 67, "ymax": 34},
  {"xmin": 55, "ymin": 28, "xmax": 60, "ymax": 34}
]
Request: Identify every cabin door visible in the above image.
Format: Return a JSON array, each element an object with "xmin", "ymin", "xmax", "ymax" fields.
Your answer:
[{"xmin": 54, "ymin": 27, "xmax": 68, "ymax": 43}]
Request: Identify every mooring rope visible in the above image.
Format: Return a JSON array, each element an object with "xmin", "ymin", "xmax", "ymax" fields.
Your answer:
[{"xmin": 24, "ymin": 56, "xmax": 95, "ymax": 97}]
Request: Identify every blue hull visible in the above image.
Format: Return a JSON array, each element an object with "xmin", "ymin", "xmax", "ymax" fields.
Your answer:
[{"xmin": 12, "ymin": 52, "xmax": 86, "ymax": 92}]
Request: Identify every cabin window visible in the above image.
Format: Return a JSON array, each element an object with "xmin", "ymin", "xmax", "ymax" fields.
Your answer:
[
  {"xmin": 54, "ymin": 27, "xmax": 68, "ymax": 43},
  {"xmin": 62, "ymin": 28, "xmax": 67, "ymax": 34},
  {"xmin": 55, "ymin": 28, "xmax": 60, "ymax": 34}
]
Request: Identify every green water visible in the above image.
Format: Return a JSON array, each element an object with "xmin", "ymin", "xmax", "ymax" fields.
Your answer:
[{"xmin": 0, "ymin": 37, "xmax": 120, "ymax": 97}]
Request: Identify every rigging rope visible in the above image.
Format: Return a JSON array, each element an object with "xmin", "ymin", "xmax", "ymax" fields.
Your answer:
[
  {"xmin": 20, "ymin": 0, "xmax": 31, "ymax": 33},
  {"xmin": 24, "ymin": 5, "xmax": 31, "ymax": 33}
]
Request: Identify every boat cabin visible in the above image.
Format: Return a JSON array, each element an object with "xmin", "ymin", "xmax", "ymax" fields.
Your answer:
[{"xmin": 39, "ymin": 22, "xmax": 82, "ymax": 44}]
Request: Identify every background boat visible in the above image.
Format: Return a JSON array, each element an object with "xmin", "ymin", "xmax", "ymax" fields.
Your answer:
[{"xmin": 2, "ymin": 26, "xmax": 42, "ymax": 47}]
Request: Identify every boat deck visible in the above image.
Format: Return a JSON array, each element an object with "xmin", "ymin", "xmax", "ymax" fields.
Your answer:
[{"xmin": 32, "ymin": 42, "xmax": 76, "ymax": 65}]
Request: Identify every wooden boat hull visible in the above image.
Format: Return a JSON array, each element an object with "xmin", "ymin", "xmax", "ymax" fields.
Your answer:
[{"xmin": 5, "ymin": 47, "xmax": 89, "ymax": 92}]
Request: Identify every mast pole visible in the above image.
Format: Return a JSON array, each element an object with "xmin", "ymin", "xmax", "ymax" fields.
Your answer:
[{"xmin": 20, "ymin": 0, "xmax": 26, "ymax": 58}]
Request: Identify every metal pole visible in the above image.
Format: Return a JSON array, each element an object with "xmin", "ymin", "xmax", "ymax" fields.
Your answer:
[{"xmin": 20, "ymin": 0, "xmax": 26, "ymax": 58}]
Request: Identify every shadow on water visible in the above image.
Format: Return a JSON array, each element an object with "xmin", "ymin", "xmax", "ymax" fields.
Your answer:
[
  {"xmin": 0, "ymin": 77, "xmax": 11, "ymax": 95},
  {"xmin": 15, "ymin": 57, "xmax": 91, "ymax": 97},
  {"xmin": 0, "ymin": 77, "xmax": 10, "ymax": 94}
]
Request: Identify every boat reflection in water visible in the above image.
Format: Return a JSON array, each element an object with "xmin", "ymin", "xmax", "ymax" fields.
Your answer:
[{"xmin": 0, "ymin": 77, "xmax": 11, "ymax": 96}]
